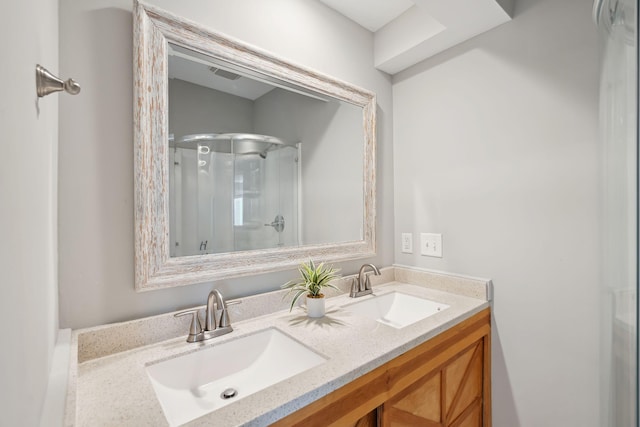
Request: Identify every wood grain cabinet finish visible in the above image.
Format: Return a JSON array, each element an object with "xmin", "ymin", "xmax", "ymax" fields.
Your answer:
[
  {"xmin": 272, "ymin": 308, "xmax": 491, "ymax": 427},
  {"xmin": 381, "ymin": 338, "xmax": 485, "ymax": 426}
]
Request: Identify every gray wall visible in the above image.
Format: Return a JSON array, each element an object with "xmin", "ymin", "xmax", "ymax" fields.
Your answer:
[
  {"xmin": 58, "ymin": 0, "xmax": 394, "ymax": 329},
  {"xmin": 392, "ymin": 0, "xmax": 600, "ymax": 425},
  {"xmin": 1, "ymin": 0, "xmax": 59, "ymax": 425},
  {"xmin": 169, "ymin": 79, "xmax": 254, "ymax": 140}
]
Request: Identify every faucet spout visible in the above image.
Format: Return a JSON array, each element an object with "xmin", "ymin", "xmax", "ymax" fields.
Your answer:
[
  {"xmin": 350, "ymin": 263, "xmax": 381, "ymax": 298},
  {"xmin": 358, "ymin": 263, "xmax": 381, "ymax": 291},
  {"xmin": 177, "ymin": 289, "xmax": 240, "ymax": 343},
  {"xmin": 205, "ymin": 289, "xmax": 226, "ymax": 331}
]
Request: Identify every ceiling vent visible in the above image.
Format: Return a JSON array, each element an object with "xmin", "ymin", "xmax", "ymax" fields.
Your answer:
[{"xmin": 209, "ymin": 67, "xmax": 241, "ymax": 81}]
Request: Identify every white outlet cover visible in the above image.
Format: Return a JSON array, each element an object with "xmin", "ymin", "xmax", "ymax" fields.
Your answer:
[
  {"xmin": 420, "ymin": 233, "xmax": 442, "ymax": 258},
  {"xmin": 401, "ymin": 233, "xmax": 413, "ymax": 253}
]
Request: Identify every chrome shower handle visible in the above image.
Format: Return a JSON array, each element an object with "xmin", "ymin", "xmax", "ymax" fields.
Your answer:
[{"xmin": 264, "ymin": 214, "xmax": 285, "ymax": 232}]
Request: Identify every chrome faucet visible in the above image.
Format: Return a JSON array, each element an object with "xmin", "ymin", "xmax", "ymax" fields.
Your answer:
[
  {"xmin": 350, "ymin": 263, "xmax": 381, "ymax": 298},
  {"xmin": 174, "ymin": 289, "xmax": 239, "ymax": 343},
  {"xmin": 205, "ymin": 289, "xmax": 230, "ymax": 331}
]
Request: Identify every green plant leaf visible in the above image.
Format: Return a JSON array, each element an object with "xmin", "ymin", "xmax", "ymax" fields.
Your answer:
[
  {"xmin": 281, "ymin": 259, "xmax": 341, "ymax": 310},
  {"xmin": 289, "ymin": 289, "xmax": 307, "ymax": 312}
]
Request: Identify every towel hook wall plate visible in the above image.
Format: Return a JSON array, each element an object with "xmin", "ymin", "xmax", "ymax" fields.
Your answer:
[{"xmin": 36, "ymin": 64, "xmax": 81, "ymax": 98}]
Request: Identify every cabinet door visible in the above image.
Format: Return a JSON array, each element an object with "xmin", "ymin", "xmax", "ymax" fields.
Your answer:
[
  {"xmin": 381, "ymin": 339, "xmax": 485, "ymax": 427},
  {"xmin": 353, "ymin": 409, "xmax": 378, "ymax": 427}
]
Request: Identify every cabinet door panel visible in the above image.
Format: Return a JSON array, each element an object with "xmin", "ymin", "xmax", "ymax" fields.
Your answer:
[
  {"xmin": 384, "ymin": 407, "xmax": 442, "ymax": 427},
  {"xmin": 383, "ymin": 372, "xmax": 443, "ymax": 426},
  {"xmin": 394, "ymin": 372, "xmax": 441, "ymax": 421},
  {"xmin": 444, "ymin": 343, "xmax": 477, "ymax": 412},
  {"xmin": 353, "ymin": 409, "xmax": 378, "ymax": 427},
  {"xmin": 445, "ymin": 342, "xmax": 483, "ymax": 423},
  {"xmin": 383, "ymin": 339, "xmax": 486, "ymax": 427},
  {"xmin": 451, "ymin": 400, "xmax": 482, "ymax": 427}
]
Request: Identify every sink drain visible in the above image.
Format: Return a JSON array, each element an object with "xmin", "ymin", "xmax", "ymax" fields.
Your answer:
[{"xmin": 220, "ymin": 388, "xmax": 238, "ymax": 399}]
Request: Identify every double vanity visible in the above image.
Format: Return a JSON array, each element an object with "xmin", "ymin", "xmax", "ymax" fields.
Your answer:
[
  {"xmin": 94, "ymin": 3, "xmax": 496, "ymax": 425},
  {"xmin": 63, "ymin": 266, "xmax": 492, "ymax": 426}
]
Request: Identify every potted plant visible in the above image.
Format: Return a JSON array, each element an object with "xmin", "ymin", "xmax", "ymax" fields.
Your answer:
[{"xmin": 282, "ymin": 260, "xmax": 340, "ymax": 318}]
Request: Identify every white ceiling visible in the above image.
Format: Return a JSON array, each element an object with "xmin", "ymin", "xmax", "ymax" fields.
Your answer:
[
  {"xmin": 318, "ymin": 0, "xmax": 415, "ymax": 32},
  {"xmin": 168, "ymin": 46, "xmax": 334, "ymax": 104},
  {"xmin": 317, "ymin": 0, "xmax": 514, "ymax": 75},
  {"xmin": 168, "ymin": 48, "xmax": 274, "ymax": 101}
]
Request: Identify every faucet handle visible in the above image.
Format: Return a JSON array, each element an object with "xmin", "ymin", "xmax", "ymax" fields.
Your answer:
[
  {"xmin": 350, "ymin": 277, "xmax": 359, "ymax": 297},
  {"xmin": 218, "ymin": 299, "xmax": 241, "ymax": 328},
  {"xmin": 174, "ymin": 309, "xmax": 203, "ymax": 342},
  {"xmin": 364, "ymin": 275, "xmax": 372, "ymax": 291}
]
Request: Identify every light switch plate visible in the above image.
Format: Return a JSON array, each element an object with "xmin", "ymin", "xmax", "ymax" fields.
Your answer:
[
  {"xmin": 420, "ymin": 233, "xmax": 442, "ymax": 257},
  {"xmin": 401, "ymin": 233, "xmax": 413, "ymax": 253}
]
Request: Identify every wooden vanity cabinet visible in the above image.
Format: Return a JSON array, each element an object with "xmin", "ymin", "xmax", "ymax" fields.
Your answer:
[{"xmin": 272, "ymin": 308, "xmax": 491, "ymax": 427}]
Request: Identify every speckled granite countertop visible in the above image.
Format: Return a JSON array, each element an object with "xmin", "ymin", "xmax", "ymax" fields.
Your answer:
[{"xmin": 64, "ymin": 266, "xmax": 492, "ymax": 426}]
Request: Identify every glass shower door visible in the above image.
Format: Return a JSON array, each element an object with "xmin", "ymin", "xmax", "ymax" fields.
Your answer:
[
  {"xmin": 263, "ymin": 145, "xmax": 300, "ymax": 248},
  {"xmin": 597, "ymin": 0, "xmax": 637, "ymax": 425},
  {"xmin": 170, "ymin": 135, "xmax": 301, "ymax": 255},
  {"xmin": 232, "ymin": 154, "xmax": 267, "ymax": 251},
  {"xmin": 232, "ymin": 145, "xmax": 300, "ymax": 251}
]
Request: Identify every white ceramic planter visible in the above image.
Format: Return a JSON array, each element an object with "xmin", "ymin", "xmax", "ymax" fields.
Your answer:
[{"xmin": 306, "ymin": 295, "xmax": 326, "ymax": 318}]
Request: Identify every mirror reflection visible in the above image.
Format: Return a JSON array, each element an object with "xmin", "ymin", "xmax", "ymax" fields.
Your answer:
[{"xmin": 167, "ymin": 44, "xmax": 364, "ymax": 257}]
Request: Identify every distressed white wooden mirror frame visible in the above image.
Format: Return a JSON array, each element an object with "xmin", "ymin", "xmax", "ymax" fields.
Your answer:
[{"xmin": 133, "ymin": 1, "xmax": 376, "ymax": 291}]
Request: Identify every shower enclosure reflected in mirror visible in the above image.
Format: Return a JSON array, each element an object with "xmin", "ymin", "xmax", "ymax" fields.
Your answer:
[
  {"xmin": 169, "ymin": 132, "xmax": 301, "ymax": 256},
  {"xmin": 134, "ymin": 1, "xmax": 376, "ymax": 290}
]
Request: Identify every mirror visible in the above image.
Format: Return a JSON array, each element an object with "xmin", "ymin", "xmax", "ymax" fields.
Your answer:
[
  {"xmin": 167, "ymin": 44, "xmax": 365, "ymax": 256},
  {"xmin": 133, "ymin": 1, "xmax": 376, "ymax": 291}
]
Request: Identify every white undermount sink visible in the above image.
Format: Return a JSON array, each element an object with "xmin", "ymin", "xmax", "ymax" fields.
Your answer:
[
  {"xmin": 344, "ymin": 291, "xmax": 450, "ymax": 329},
  {"xmin": 146, "ymin": 328, "xmax": 326, "ymax": 426}
]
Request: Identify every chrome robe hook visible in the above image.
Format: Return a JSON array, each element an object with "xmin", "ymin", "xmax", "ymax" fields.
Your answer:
[{"xmin": 36, "ymin": 64, "xmax": 81, "ymax": 97}]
